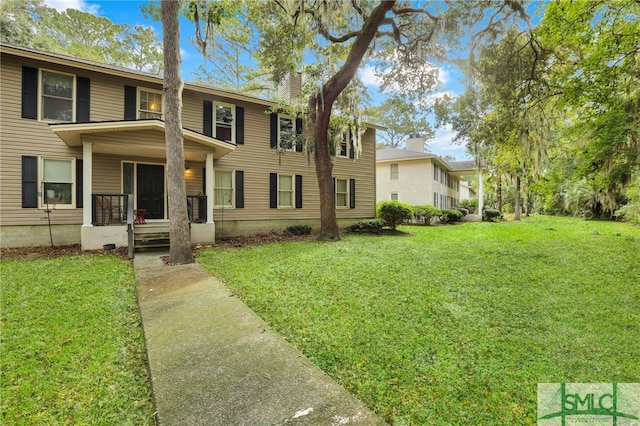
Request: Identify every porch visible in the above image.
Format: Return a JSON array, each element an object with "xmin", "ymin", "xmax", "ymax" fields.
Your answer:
[
  {"xmin": 84, "ymin": 193, "xmax": 214, "ymax": 252},
  {"xmin": 49, "ymin": 119, "xmax": 236, "ymax": 251}
]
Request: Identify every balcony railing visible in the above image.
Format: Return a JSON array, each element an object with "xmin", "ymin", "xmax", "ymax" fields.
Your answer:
[{"xmin": 92, "ymin": 194, "xmax": 207, "ymax": 225}]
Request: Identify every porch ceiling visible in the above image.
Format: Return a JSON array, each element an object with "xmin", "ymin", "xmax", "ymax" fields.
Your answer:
[{"xmin": 50, "ymin": 119, "xmax": 235, "ymax": 161}]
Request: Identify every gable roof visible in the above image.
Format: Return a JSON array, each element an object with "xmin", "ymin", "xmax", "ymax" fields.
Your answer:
[
  {"xmin": 376, "ymin": 147, "xmax": 485, "ymax": 174},
  {"xmin": 0, "ymin": 42, "xmax": 273, "ymax": 107}
]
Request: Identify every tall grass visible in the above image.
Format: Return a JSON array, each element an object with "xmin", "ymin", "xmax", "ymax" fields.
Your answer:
[{"xmin": 198, "ymin": 216, "xmax": 640, "ymax": 425}]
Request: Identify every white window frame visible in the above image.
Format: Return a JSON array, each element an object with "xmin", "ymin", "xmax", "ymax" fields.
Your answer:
[
  {"xmin": 278, "ymin": 114, "xmax": 296, "ymax": 151},
  {"xmin": 214, "ymin": 101, "xmax": 236, "ymax": 144},
  {"xmin": 137, "ymin": 87, "xmax": 164, "ymax": 119},
  {"xmin": 38, "ymin": 69, "xmax": 76, "ymax": 123},
  {"xmin": 335, "ymin": 177, "xmax": 349, "ymax": 209},
  {"xmin": 214, "ymin": 169, "xmax": 235, "ymax": 208},
  {"xmin": 278, "ymin": 174, "xmax": 295, "ymax": 208},
  {"xmin": 391, "ymin": 192, "xmax": 399, "ymax": 201},
  {"xmin": 39, "ymin": 156, "xmax": 75, "ymax": 209},
  {"xmin": 336, "ymin": 131, "xmax": 350, "ymax": 158},
  {"xmin": 390, "ymin": 163, "xmax": 399, "ymax": 180}
]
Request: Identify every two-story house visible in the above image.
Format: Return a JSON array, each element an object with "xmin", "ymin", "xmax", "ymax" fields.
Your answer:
[
  {"xmin": 376, "ymin": 136, "xmax": 485, "ymax": 211},
  {"xmin": 0, "ymin": 43, "xmax": 378, "ymax": 249}
]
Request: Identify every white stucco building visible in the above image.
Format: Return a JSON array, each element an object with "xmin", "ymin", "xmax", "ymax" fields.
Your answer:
[{"xmin": 376, "ymin": 136, "xmax": 485, "ymax": 211}]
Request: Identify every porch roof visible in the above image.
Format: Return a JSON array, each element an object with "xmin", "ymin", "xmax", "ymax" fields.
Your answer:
[{"xmin": 50, "ymin": 119, "xmax": 235, "ymax": 161}]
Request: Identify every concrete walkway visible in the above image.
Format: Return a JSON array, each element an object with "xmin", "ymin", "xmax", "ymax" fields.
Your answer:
[{"xmin": 134, "ymin": 253, "xmax": 387, "ymax": 426}]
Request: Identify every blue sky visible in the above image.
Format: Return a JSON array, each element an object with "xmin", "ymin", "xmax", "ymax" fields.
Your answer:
[{"xmin": 44, "ymin": 0, "xmax": 541, "ymax": 160}]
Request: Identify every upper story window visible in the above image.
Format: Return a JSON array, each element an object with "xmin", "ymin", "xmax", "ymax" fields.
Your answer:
[
  {"xmin": 336, "ymin": 132, "xmax": 350, "ymax": 157},
  {"xmin": 433, "ymin": 164, "xmax": 439, "ymax": 181},
  {"xmin": 390, "ymin": 163, "xmax": 399, "ymax": 180},
  {"xmin": 40, "ymin": 70, "xmax": 75, "ymax": 122},
  {"xmin": 138, "ymin": 88, "xmax": 163, "ymax": 119},
  {"xmin": 391, "ymin": 192, "xmax": 399, "ymax": 201},
  {"xmin": 215, "ymin": 102, "xmax": 235, "ymax": 143},
  {"xmin": 40, "ymin": 156, "xmax": 75, "ymax": 208},
  {"xmin": 278, "ymin": 115, "xmax": 296, "ymax": 151}
]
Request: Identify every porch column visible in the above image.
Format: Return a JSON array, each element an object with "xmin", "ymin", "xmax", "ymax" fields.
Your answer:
[
  {"xmin": 82, "ymin": 142, "xmax": 93, "ymax": 227},
  {"xmin": 477, "ymin": 169, "xmax": 484, "ymax": 214},
  {"xmin": 206, "ymin": 153, "xmax": 214, "ymax": 224}
]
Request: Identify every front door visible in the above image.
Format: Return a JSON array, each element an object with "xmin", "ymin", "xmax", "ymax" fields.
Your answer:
[{"xmin": 137, "ymin": 164, "xmax": 165, "ymax": 219}]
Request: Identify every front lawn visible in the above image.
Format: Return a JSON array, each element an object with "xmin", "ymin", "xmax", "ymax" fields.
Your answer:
[
  {"xmin": 0, "ymin": 254, "xmax": 155, "ymax": 425},
  {"xmin": 198, "ymin": 216, "xmax": 640, "ymax": 425}
]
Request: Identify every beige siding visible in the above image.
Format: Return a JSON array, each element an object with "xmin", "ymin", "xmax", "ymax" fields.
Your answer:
[{"xmin": 1, "ymin": 49, "xmax": 377, "ymax": 234}]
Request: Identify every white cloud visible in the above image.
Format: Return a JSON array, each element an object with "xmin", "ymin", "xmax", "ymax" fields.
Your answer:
[
  {"xmin": 427, "ymin": 125, "xmax": 472, "ymax": 160},
  {"xmin": 45, "ymin": 0, "xmax": 100, "ymax": 14},
  {"xmin": 360, "ymin": 62, "xmax": 450, "ymax": 94},
  {"xmin": 359, "ymin": 65, "xmax": 384, "ymax": 88},
  {"xmin": 415, "ymin": 90, "xmax": 456, "ymax": 109},
  {"xmin": 180, "ymin": 48, "xmax": 190, "ymax": 60}
]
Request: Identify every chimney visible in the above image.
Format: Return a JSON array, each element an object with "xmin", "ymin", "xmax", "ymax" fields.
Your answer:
[
  {"xmin": 277, "ymin": 71, "xmax": 303, "ymax": 104},
  {"xmin": 406, "ymin": 135, "xmax": 425, "ymax": 153}
]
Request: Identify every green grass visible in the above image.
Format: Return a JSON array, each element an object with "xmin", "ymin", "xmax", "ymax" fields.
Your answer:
[
  {"xmin": 1, "ymin": 254, "xmax": 155, "ymax": 425},
  {"xmin": 198, "ymin": 216, "xmax": 640, "ymax": 425}
]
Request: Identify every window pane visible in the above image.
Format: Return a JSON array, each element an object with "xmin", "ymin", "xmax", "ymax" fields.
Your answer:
[
  {"xmin": 216, "ymin": 105, "xmax": 233, "ymax": 124},
  {"xmin": 123, "ymin": 163, "xmax": 134, "ymax": 194},
  {"xmin": 44, "ymin": 182, "xmax": 72, "ymax": 204},
  {"xmin": 42, "ymin": 97, "xmax": 73, "ymax": 121},
  {"xmin": 279, "ymin": 191, "xmax": 292, "ymax": 207},
  {"xmin": 139, "ymin": 90, "xmax": 162, "ymax": 118},
  {"xmin": 279, "ymin": 175, "xmax": 292, "ymax": 191},
  {"xmin": 215, "ymin": 125, "xmax": 232, "ymax": 141},
  {"xmin": 336, "ymin": 179, "xmax": 347, "ymax": 192},
  {"xmin": 42, "ymin": 72, "xmax": 73, "ymax": 98},
  {"xmin": 391, "ymin": 193, "xmax": 398, "ymax": 201},
  {"xmin": 43, "ymin": 158, "xmax": 72, "ymax": 182},
  {"xmin": 214, "ymin": 190, "xmax": 233, "ymax": 206},
  {"xmin": 336, "ymin": 193, "xmax": 347, "ymax": 207},
  {"xmin": 215, "ymin": 171, "xmax": 232, "ymax": 187},
  {"xmin": 279, "ymin": 117, "xmax": 294, "ymax": 149}
]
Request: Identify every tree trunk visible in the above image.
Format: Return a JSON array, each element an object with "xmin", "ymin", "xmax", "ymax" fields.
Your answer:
[
  {"xmin": 496, "ymin": 176, "xmax": 502, "ymax": 213},
  {"xmin": 514, "ymin": 176, "xmax": 521, "ymax": 221},
  {"xmin": 162, "ymin": 0, "xmax": 193, "ymax": 264},
  {"xmin": 310, "ymin": 0, "xmax": 395, "ymax": 240}
]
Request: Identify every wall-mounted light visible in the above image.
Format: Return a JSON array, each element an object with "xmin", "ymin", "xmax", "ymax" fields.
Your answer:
[{"xmin": 185, "ymin": 166, "xmax": 191, "ymax": 175}]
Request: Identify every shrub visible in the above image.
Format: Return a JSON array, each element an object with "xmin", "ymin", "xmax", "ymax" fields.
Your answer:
[
  {"xmin": 440, "ymin": 208, "xmax": 463, "ymax": 224},
  {"xmin": 615, "ymin": 203, "xmax": 640, "ymax": 225},
  {"xmin": 376, "ymin": 201, "xmax": 413, "ymax": 230},
  {"xmin": 482, "ymin": 208, "xmax": 503, "ymax": 222},
  {"xmin": 346, "ymin": 219, "xmax": 386, "ymax": 233},
  {"xmin": 454, "ymin": 207, "xmax": 469, "ymax": 216},
  {"xmin": 284, "ymin": 224, "xmax": 312, "ymax": 235},
  {"xmin": 460, "ymin": 198, "xmax": 478, "ymax": 214},
  {"xmin": 413, "ymin": 205, "xmax": 442, "ymax": 225}
]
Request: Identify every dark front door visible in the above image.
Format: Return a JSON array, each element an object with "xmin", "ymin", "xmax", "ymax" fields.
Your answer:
[{"xmin": 137, "ymin": 164, "xmax": 165, "ymax": 219}]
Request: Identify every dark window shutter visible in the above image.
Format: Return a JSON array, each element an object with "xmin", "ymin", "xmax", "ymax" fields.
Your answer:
[
  {"xmin": 349, "ymin": 178, "xmax": 356, "ymax": 209},
  {"xmin": 124, "ymin": 85, "xmax": 137, "ymax": 120},
  {"xmin": 76, "ymin": 159, "xmax": 83, "ymax": 208},
  {"xmin": 76, "ymin": 77, "xmax": 90, "ymax": 122},
  {"xmin": 349, "ymin": 133, "xmax": 355, "ymax": 159},
  {"xmin": 22, "ymin": 156, "xmax": 38, "ymax": 208},
  {"xmin": 295, "ymin": 174, "xmax": 302, "ymax": 208},
  {"xmin": 22, "ymin": 67, "xmax": 38, "ymax": 119},
  {"xmin": 269, "ymin": 173, "xmax": 277, "ymax": 208},
  {"xmin": 202, "ymin": 168, "xmax": 206, "ymax": 193},
  {"xmin": 270, "ymin": 113, "xmax": 278, "ymax": 148},
  {"xmin": 295, "ymin": 117, "xmax": 303, "ymax": 152},
  {"xmin": 235, "ymin": 106, "xmax": 244, "ymax": 145},
  {"xmin": 203, "ymin": 100, "xmax": 212, "ymax": 136},
  {"xmin": 235, "ymin": 170, "xmax": 244, "ymax": 208}
]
